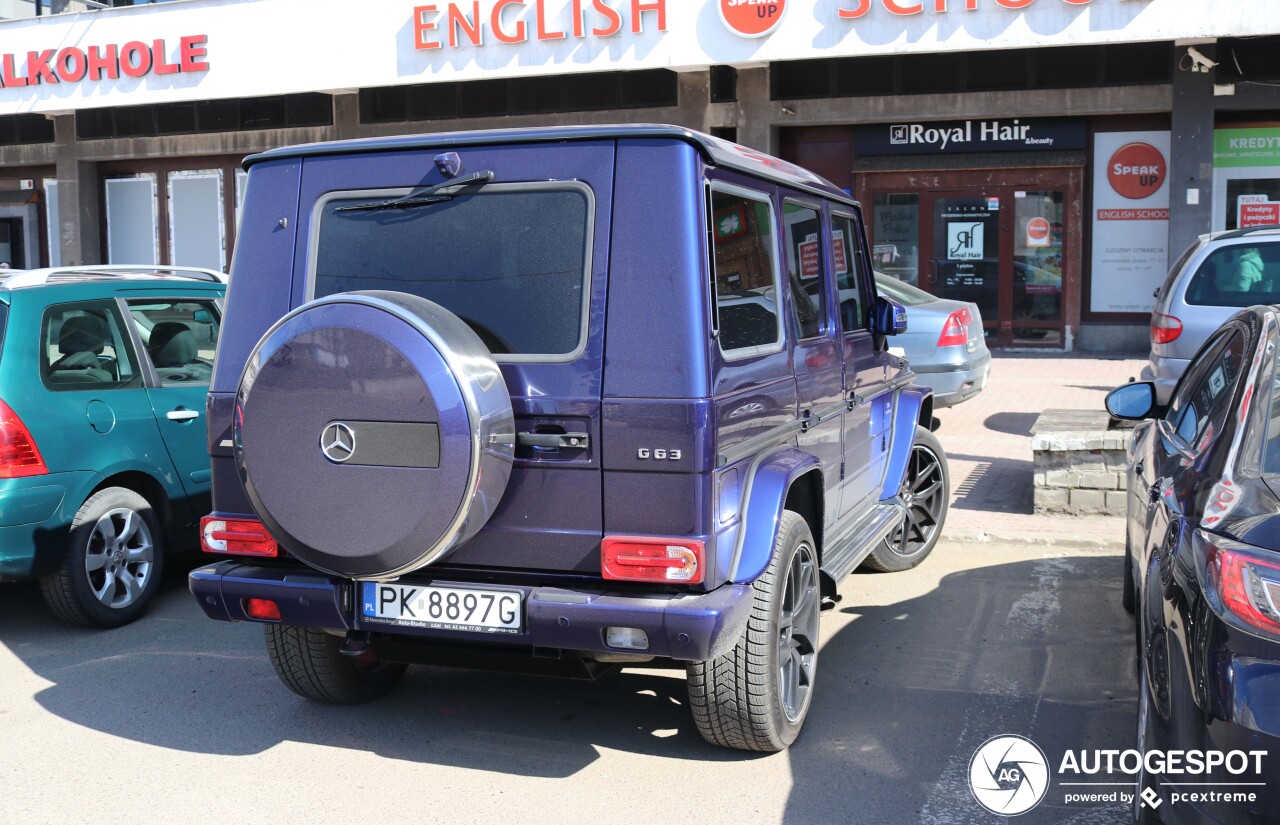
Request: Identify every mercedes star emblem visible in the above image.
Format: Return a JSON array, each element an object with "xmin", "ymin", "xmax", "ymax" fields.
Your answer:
[{"xmin": 320, "ymin": 422, "xmax": 356, "ymax": 464}]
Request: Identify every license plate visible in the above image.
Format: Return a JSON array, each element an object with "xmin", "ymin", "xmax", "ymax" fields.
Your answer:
[{"xmin": 360, "ymin": 581, "xmax": 523, "ymax": 634}]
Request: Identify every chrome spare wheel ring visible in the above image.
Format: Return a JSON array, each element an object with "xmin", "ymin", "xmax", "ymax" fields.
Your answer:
[{"xmin": 83, "ymin": 507, "xmax": 155, "ymax": 609}]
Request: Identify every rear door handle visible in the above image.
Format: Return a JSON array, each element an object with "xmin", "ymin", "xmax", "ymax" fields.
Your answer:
[
  {"xmin": 516, "ymin": 432, "xmax": 588, "ymax": 449},
  {"xmin": 167, "ymin": 409, "xmax": 200, "ymax": 422},
  {"xmin": 1149, "ymin": 478, "xmax": 1167, "ymax": 503}
]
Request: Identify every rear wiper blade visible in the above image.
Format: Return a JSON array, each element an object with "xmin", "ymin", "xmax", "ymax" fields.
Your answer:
[{"xmin": 336, "ymin": 170, "xmax": 495, "ymax": 213}]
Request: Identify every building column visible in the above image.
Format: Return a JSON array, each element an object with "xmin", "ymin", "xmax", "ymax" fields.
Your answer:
[
  {"xmin": 50, "ymin": 114, "xmax": 103, "ymax": 266},
  {"xmin": 1168, "ymin": 41, "xmax": 1217, "ymax": 258},
  {"xmin": 735, "ymin": 67, "xmax": 775, "ymax": 154}
]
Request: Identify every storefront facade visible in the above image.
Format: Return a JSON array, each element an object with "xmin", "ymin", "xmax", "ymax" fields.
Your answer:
[{"xmin": 0, "ymin": 0, "xmax": 1277, "ymax": 351}]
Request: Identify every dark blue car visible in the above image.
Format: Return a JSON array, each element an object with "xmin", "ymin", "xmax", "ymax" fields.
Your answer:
[
  {"xmin": 190, "ymin": 125, "xmax": 948, "ymax": 752},
  {"xmin": 1108, "ymin": 306, "xmax": 1280, "ymax": 822}
]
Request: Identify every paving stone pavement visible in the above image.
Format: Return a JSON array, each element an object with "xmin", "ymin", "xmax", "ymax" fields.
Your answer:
[{"xmin": 930, "ymin": 351, "xmax": 1148, "ymax": 548}]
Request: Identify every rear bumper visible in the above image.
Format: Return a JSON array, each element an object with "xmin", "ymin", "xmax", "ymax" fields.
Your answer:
[
  {"xmin": 914, "ymin": 352, "xmax": 991, "ymax": 408},
  {"xmin": 0, "ymin": 473, "xmax": 91, "ymax": 580},
  {"xmin": 190, "ymin": 561, "xmax": 754, "ymax": 662},
  {"xmin": 1142, "ymin": 354, "xmax": 1189, "ymax": 405}
]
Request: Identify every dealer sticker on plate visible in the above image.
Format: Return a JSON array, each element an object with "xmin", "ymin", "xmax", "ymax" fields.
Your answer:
[{"xmin": 361, "ymin": 581, "xmax": 523, "ymax": 634}]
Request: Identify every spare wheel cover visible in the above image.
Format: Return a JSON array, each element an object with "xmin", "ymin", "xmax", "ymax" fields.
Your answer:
[{"xmin": 235, "ymin": 290, "xmax": 514, "ymax": 579}]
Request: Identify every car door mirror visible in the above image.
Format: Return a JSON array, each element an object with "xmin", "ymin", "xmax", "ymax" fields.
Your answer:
[
  {"xmin": 874, "ymin": 295, "xmax": 908, "ymax": 336},
  {"xmin": 1105, "ymin": 382, "xmax": 1158, "ymax": 420}
]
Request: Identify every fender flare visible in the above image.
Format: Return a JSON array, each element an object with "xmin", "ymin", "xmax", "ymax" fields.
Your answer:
[
  {"xmin": 879, "ymin": 385, "xmax": 931, "ymax": 501},
  {"xmin": 729, "ymin": 448, "xmax": 821, "ymax": 585}
]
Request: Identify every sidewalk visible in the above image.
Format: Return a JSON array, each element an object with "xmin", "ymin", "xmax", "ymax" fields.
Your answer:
[{"xmin": 931, "ymin": 351, "xmax": 1147, "ymax": 550}]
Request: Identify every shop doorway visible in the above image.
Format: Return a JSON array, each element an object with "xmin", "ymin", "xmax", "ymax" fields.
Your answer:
[
  {"xmin": 0, "ymin": 217, "xmax": 26, "ymax": 269},
  {"xmin": 858, "ymin": 168, "xmax": 1082, "ymax": 348}
]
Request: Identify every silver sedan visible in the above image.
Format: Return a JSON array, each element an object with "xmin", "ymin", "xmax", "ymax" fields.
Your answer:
[{"xmin": 875, "ymin": 273, "xmax": 991, "ymax": 408}]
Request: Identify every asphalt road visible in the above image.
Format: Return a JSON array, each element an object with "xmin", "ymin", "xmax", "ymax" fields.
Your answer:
[{"xmin": 0, "ymin": 542, "xmax": 1136, "ymax": 825}]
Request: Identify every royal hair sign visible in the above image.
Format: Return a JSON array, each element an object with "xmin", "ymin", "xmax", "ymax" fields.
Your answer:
[{"xmin": 0, "ymin": 0, "xmax": 1278, "ymax": 115}]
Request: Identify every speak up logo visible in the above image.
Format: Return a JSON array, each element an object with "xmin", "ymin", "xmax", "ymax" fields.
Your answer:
[{"xmin": 969, "ymin": 735, "xmax": 1051, "ymax": 816}]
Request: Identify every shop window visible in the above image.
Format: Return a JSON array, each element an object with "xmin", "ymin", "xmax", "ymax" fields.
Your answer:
[
  {"xmin": 457, "ymin": 79, "xmax": 510, "ymax": 118},
  {"xmin": 168, "ymin": 171, "xmax": 225, "ymax": 272},
  {"xmin": 359, "ymin": 71, "xmax": 677, "ymax": 124},
  {"xmin": 901, "ymin": 53, "xmax": 964, "ymax": 95},
  {"xmin": 565, "ymin": 73, "xmax": 620, "ymax": 111},
  {"xmin": 871, "ymin": 194, "xmax": 921, "ymax": 287},
  {"xmin": 834, "ymin": 56, "xmax": 894, "ymax": 97},
  {"xmin": 1103, "ymin": 42, "xmax": 1173, "ymax": 84},
  {"xmin": 711, "ymin": 127, "xmax": 738, "ymax": 143},
  {"xmin": 710, "ymin": 66, "xmax": 738, "ymax": 103},
  {"xmin": 77, "ymin": 94, "xmax": 332, "ymax": 140},
  {"xmin": 773, "ymin": 60, "xmax": 833, "ymax": 99},
  {"xmin": 1218, "ymin": 37, "xmax": 1280, "ymax": 82},
  {"xmin": 967, "ymin": 51, "xmax": 1033, "ymax": 93},
  {"xmin": 508, "ymin": 77, "xmax": 566, "ymax": 116},
  {"xmin": 0, "ymin": 114, "xmax": 55, "ymax": 146},
  {"xmin": 156, "ymin": 102, "xmax": 198, "ymax": 134},
  {"xmin": 1034, "ymin": 46, "xmax": 1104, "ymax": 88},
  {"xmin": 620, "ymin": 70, "xmax": 678, "ymax": 108},
  {"xmin": 114, "ymin": 105, "xmax": 158, "ymax": 137},
  {"xmin": 105, "ymin": 175, "xmax": 159, "ymax": 265}
]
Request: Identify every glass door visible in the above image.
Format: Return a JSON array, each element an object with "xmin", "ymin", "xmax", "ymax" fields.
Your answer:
[
  {"xmin": 1012, "ymin": 191, "xmax": 1065, "ymax": 346},
  {"xmin": 931, "ymin": 194, "xmax": 1001, "ymax": 334}
]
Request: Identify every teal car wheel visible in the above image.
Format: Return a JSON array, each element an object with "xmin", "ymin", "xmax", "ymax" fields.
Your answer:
[{"xmin": 40, "ymin": 487, "xmax": 165, "ymax": 628}]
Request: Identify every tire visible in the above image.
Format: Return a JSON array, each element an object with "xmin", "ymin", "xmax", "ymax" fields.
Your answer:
[
  {"xmin": 686, "ymin": 511, "xmax": 820, "ymax": 752},
  {"xmin": 1133, "ymin": 623, "xmax": 1162, "ymax": 824},
  {"xmin": 863, "ymin": 425, "xmax": 950, "ymax": 572},
  {"xmin": 265, "ymin": 624, "xmax": 407, "ymax": 704},
  {"xmin": 40, "ymin": 487, "xmax": 164, "ymax": 628},
  {"xmin": 1122, "ymin": 538, "xmax": 1137, "ymax": 615}
]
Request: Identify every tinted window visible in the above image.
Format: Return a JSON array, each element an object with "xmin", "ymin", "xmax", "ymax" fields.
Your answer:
[
  {"xmin": 128, "ymin": 300, "xmax": 220, "ymax": 386},
  {"xmin": 1184, "ymin": 243, "xmax": 1280, "ymax": 307},
  {"xmin": 315, "ymin": 186, "xmax": 590, "ymax": 358},
  {"xmin": 710, "ymin": 187, "xmax": 781, "ymax": 355},
  {"xmin": 1165, "ymin": 331, "xmax": 1245, "ymax": 450},
  {"xmin": 42, "ymin": 303, "xmax": 139, "ymax": 391},
  {"xmin": 1265, "ymin": 340, "xmax": 1280, "ymax": 475},
  {"xmin": 784, "ymin": 202, "xmax": 826, "ymax": 340},
  {"xmin": 832, "ymin": 213, "xmax": 867, "ymax": 331}
]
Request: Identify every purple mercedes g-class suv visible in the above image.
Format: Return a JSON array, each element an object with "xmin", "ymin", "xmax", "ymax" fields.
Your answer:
[{"xmin": 190, "ymin": 125, "xmax": 949, "ymax": 752}]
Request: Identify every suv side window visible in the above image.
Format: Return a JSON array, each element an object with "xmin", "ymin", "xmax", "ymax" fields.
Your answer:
[
  {"xmin": 709, "ymin": 184, "xmax": 784, "ymax": 357},
  {"xmin": 41, "ymin": 302, "xmax": 140, "ymax": 391},
  {"xmin": 1165, "ymin": 329, "xmax": 1245, "ymax": 450},
  {"xmin": 831, "ymin": 212, "xmax": 868, "ymax": 332},
  {"xmin": 126, "ymin": 299, "xmax": 221, "ymax": 386},
  {"xmin": 783, "ymin": 201, "xmax": 827, "ymax": 340}
]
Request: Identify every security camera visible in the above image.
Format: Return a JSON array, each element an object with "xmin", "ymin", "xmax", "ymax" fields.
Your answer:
[{"xmin": 1185, "ymin": 46, "xmax": 1219, "ymax": 74}]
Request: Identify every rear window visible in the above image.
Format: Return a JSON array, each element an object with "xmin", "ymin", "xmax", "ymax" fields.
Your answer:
[
  {"xmin": 1184, "ymin": 242, "xmax": 1280, "ymax": 308},
  {"xmin": 875, "ymin": 274, "xmax": 934, "ymax": 307},
  {"xmin": 313, "ymin": 183, "xmax": 592, "ymax": 360}
]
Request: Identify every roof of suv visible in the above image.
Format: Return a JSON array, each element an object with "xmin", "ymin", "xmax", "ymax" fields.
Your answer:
[
  {"xmin": 242, "ymin": 123, "xmax": 858, "ymax": 208},
  {"xmin": 0, "ymin": 265, "xmax": 226, "ymax": 293}
]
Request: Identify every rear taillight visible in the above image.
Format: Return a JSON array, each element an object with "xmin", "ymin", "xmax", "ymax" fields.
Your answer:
[
  {"xmin": 0, "ymin": 399, "xmax": 46, "ymax": 478},
  {"xmin": 937, "ymin": 307, "xmax": 973, "ymax": 347},
  {"xmin": 1202, "ymin": 530, "xmax": 1280, "ymax": 638},
  {"xmin": 1151, "ymin": 313, "xmax": 1183, "ymax": 345},
  {"xmin": 201, "ymin": 516, "xmax": 279, "ymax": 557},
  {"xmin": 601, "ymin": 536, "xmax": 704, "ymax": 584}
]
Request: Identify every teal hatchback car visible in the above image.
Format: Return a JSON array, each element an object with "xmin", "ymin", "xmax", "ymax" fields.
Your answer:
[{"xmin": 0, "ymin": 266, "xmax": 225, "ymax": 627}]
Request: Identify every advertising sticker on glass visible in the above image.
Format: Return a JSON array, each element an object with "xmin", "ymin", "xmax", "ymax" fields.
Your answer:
[{"xmin": 1089, "ymin": 131, "xmax": 1171, "ymax": 313}]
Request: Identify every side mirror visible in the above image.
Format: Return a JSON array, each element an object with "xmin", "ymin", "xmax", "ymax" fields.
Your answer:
[
  {"xmin": 874, "ymin": 295, "xmax": 908, "ymax": 336},
  {"xmin": 1105, "ymin": 382, "xmax": 1158, "ymax": 420}
]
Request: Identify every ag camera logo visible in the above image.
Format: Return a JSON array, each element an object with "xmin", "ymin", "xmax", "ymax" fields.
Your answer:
[{"xmin": 969, "ymin": 735, "xmax": 1050, "ymax": 816}]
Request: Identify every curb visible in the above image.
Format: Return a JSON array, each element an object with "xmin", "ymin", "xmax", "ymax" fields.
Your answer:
[{"xmin": 942, "ymin": 525, "xmax": 1125, "ymax": 552}]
